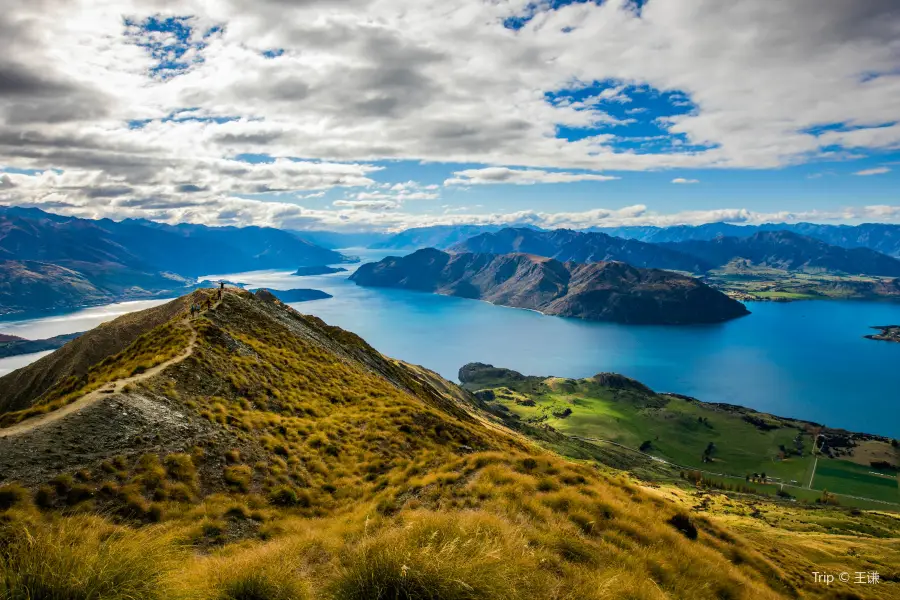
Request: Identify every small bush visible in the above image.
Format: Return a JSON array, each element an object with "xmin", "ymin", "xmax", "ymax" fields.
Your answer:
[
  {"xmin": 269, "ymin": 486, "xmax": 311, "ymax": 508},
  {"xmin": 164, "ymin": 454, "xmax": 198, "ymax": 484},
  {"xmin": 33, "ymin": 486, "xmax": 54, "ymax": 509},
  {"xmin": 65, "ymin": 484, "xmax": 95, "ymax": 506},
  {"xmin": 668, "ymin": 513, "xmax": 698, "ymax": 540},
  {"xmin": 0, "ymin": 485, "xmax": 29, "ymax": 511},
  {"xmin": 225, "ymin": 466, "xmax": 253, "ymax": 492}
]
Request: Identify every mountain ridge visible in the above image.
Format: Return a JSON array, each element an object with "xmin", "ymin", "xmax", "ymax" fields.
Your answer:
[
  {"xmin": 663, "ymin": 230, "xmax": 900, "ymax": 276},
  {"xmin": 450, "ymin": 227, "xmax": 713, "ymax": 272}
]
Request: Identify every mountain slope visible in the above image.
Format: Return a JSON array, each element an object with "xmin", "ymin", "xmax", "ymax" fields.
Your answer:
[
  {"xmin": 451, "ymin": 227, "xmax": 711, "ymax": 272},
  {"xmin": 0, "ymin": 289, "xmax": 896, "ymax": 599},
  {"xmin": 351, "ymin": 248, "xmax": 748, "ymax": 324},
  {"xmin": 664, "ymin": 231, "xmax": 900, "ymax": 276},
  {"xmin": 0, "ymin": 294, "xmax": 195, "ymax": 415}
]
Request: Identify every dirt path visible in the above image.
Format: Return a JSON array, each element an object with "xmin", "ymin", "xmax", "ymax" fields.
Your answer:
[{"xmin": 0, "ymin": 298, "xmax": 220, "ymax": 439}]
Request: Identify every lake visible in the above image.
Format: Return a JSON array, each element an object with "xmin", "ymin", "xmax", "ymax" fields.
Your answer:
[{"xmin": 2, "ymin": 248, "xmax": 900, "ymax": 437}]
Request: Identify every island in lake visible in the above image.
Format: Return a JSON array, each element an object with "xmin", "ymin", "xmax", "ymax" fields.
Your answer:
[
  {"xmin": 248, "ymin": 288, "xmax": 332, "ymax": 303},
  {"xmin": 0, "ymin": 332, "xmax": 84, "ymax": 358},
  {"xmin": 351, "ymin": 248, "xmax": 748, "ymax": 324},
  {"xmin": 865, "ymin": 325, "xmax": 900, "ymax": 343},
  {"xmin": 292, "ymin": 265, "xmax": 348, "ymax": 276}
]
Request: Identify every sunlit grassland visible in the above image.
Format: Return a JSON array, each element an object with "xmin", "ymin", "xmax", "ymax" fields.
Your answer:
[
  {"xmin": 493, "ymin": 383, "xmax": 818, "ymax": 484},
  {"xmin": 813, "ymin": 459, "xmax": 900, "ymax": 503},
  {"xmin": 704, "ymin": 265, "xmax": 900, "ymax": 301}
]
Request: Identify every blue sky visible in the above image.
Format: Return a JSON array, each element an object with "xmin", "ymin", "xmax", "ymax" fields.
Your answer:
[{"xmin": 0, "ymin": 0, "xmax": 898, "ymax": 230}]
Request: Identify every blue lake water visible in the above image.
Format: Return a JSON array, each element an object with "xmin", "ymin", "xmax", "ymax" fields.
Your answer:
[{"xmin": 2, "ymin": 248, "xmax": 900, "ymax": 437}]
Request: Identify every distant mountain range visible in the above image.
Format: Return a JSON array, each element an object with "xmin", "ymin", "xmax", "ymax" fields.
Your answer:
[
  {"xmin": 662, "ymin": 231, "xmax": 900, "ymax": 276},
  {"xmin": 448, "ymin": 227, "xmax": 900, "ymax": 278},
  {"xmin": 0, "ymin": 207, "xmax": 348, "ymax": 316},
  {"xmin": 591, "ymin": 222, "xmax": 900, "ymax": 257},
  {"xmin": 370, "ymin": 225, "xmax": 520, "ymax": 250},
  {"xmin": 450, "ymin": 228, "xmax": 712, "ymax": 272},
  {"xmin": 351, "ymin": 248, "xmax": 748, "ymax": 324},
  {"xmin": 291, "ymin": 230, "xmax": 390, "ymax": 249}
]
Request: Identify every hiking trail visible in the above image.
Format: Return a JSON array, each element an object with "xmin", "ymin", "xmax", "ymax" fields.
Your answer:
[{"xmin": 0, "ymin": 296, "xmax": 222, "ymax": 439}]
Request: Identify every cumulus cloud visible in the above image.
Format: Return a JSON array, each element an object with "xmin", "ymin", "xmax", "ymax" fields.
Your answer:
[
  {"xmin": 445, "ymin": 168, "xmax": 619, "ymax": 186},
  {"xmin": 854, "ymin": 167, "xmax": 891, "ymax": 176},
  {"xmin": 0, "ymin": 0, "xmax": 898, "ymax": 226},
  {"xmin": 671, "ymin": 177, "xmax": 699, "ymax": 184}
]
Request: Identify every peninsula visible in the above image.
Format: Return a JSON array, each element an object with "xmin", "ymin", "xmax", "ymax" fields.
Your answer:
[
  {"xmin": 292, "ymin": 265, "xmax": 348, "ymax": 276},
  {"xmin": 350, "ymin": 248, "xmax": 749, "ymax": 324},
  {"xmin": 866, "ymin": 325, "xmax": 900, "ymax": 343}
]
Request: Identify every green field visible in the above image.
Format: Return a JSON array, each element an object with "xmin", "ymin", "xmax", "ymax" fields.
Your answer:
[
  {"xmin": 493, "ymin": 384, "xmax": 816, "ymax": 485},
  {"xmin": 702, "ymin": 263, "xmax": 900, "ymax": 302},
  {"xmin": 813, "ymin": 459, "xmax": 899, "ymax": 503},
  {"xmin": 465, "ymin": 369, "xmax": 899, "ymax": 506},
  {"xmin": 691, "ymin": 472, "xmax": 897, "ymax": 511}
]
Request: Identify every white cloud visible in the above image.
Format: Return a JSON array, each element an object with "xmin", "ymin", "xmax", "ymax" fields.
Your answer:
[
  {"xmin": 332, "ymin": 199, "xmax": 400, "ymax": 210},
  {"xmin": 445, "ymin": 168, "xmax": 619, "ymax": 186},
  {"xmin": 853, "ymin": 167, "xmax": 891, "ymax": 176},
  {"xmin": 0, "ymin": 0, "xmax": 898, "ymax": 225},
  {"xmin": 671, "ymin": 177, "xmax": 700, "ymax": 184}
]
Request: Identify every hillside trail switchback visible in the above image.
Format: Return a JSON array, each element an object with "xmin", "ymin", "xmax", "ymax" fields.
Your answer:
[{"xmin": 0, "ymin": 295, "xmax": 223, "ymax": 439}]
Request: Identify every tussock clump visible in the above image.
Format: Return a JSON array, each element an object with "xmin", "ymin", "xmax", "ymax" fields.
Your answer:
[
  {"xmin": 668, "ymin": 512, "xmax": 698, "ymax": 540},
  {"xmin": 0, "ymin": 484, "xmax": 29, "ymax": 511},
  {"xmin": 0, "ymin": 516, "xmax": 175, "ymax": 600},
  {"xmin": 329, "ymin": 512, "xmax": 539, "ymax": 600},
  {"xmin": 216, "ymin": 562, "xmax": 308, "ymax": 600}
]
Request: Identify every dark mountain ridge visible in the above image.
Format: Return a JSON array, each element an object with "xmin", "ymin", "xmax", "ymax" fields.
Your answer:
[
  {"xmin": 663, "ymin": 230, "xmax": 900, "ymax": 276},
  {"xmin": 450, "ymin": 227, "xmax": 712, "ymax": 272},
  {"xmin": 593, "ymin": 221, "xmax": 900, "ymax": 257},
  {"xmin": 0, "ymin": 206, "xmax": 347, "ymax": 276},
  {"xmin": 0, "ymin": 206, "xmax": 348, "ymax": 315},
  {"xmin": 351, "ymin": 248, "xmax": 748, "ymax": 324},
  {"xmin": 370, "ymin": 224, "xmax": 538, "ymax": 250}
]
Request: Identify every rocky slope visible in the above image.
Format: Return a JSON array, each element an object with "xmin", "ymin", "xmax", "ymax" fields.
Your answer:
[
  {"xmin": 663, "ymin": 231, "xmax": 900, "ymax": 276},
  {"xmin": 351, "ymin": 249, "xmax": 748, "ymax": 324},
  {"xmin": 450, "ymin": 227, "xmax": 711, "ymax": 272}
]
